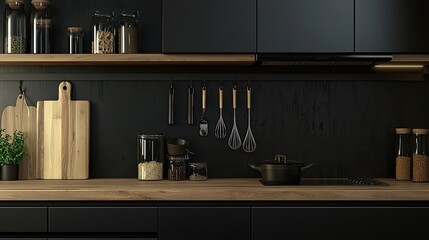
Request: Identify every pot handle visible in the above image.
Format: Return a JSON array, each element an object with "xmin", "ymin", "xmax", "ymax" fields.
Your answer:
[
  {"xmin": 274, "ymin": 154, "xmax": 287, "ymax": 163},
  {"xmin": 301, "ymin": 163, "xmax": 314, "ymax": 172},
  {"xmin": 249, "ymin": 163, "xmax": 261, "ymax": 172}
]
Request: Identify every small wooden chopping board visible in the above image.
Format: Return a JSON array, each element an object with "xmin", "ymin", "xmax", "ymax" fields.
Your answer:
[
  {"xmin": 1, "ymin": 94, "xmax": 37, "ymax": 179},
  {"xmin": 37, "ymin": 81, "xmax": 90, "ymax": 179}
]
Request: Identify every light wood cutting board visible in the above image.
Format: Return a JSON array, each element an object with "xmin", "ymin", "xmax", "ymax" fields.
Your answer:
[
  {"xmin": 1, "ymin": 93, "xmax": 37, "ymax": 179},
  {"xmin": 37, "ymin": 81, "xmax": 90, "ymax": 179}
]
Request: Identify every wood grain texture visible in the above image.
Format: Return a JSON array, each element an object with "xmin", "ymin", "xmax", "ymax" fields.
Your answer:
[
  {"xmin": 1, "ymin": 94, "xmax": 37, "ymax": 179},
  {"xmin": 0, "ymin": 54, "xmax": 256, "ymax": 66},
  {"xmin": 0, "ymin": 178, "xmax": 428, "ymax": 201},
  {"xmin": 37, "ymin": 81, "xmax": 90, "ymax": 179}
]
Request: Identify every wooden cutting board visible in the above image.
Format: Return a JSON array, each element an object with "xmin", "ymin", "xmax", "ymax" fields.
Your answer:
[
  {"xmin": 37, "ymin": 81, "xmax": 90, "ymax": 179},
  {"xmin": 1, "ymin": 94, "xmax": 37, "ymax": 179}
]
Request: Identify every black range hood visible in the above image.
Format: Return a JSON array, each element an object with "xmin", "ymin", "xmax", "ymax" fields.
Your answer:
[{"xmin": 256, "ymin": 54, "xmax": 393, "ymax": 66}]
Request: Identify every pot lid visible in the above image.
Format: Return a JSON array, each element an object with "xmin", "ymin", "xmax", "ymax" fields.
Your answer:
[{"xmin": 259, "ymin": 160, "xmax": 303, "ymax": 165}]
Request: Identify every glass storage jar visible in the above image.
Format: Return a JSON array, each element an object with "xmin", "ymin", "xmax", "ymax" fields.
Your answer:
[
  {"xmin": 3, "ymin": 0, "xmax": 27, "ymax": 54},
  {"xmin": 138, "ymin": 133, "xmax": 165, "ymax": 181},
  {"xmin": 91, "ymin": 11, "xmax": 115, "ymax": 54},
  {"xmin": 395, "ymin": 128, "xmax": 411, "ymax": 181},
  {"xmin": 167, "ymin": 155, "xmax": 187, "ymax": 181},
  {"xmin": 68, "ymin": 27, "xmax": 84, "ymax": 54},
  {"xmin": 31, "ymin": 0, "xmax": 51, "ymax": 53},
  {"xmin": 189, "ymin": 163, "xmax": 208, "ymax": 181},
  {"xmin": 412, "ymin": 129, "xmax": 429, "ymax": 182},
  {"xmin": 118, "ymin": 11, "xmax": 139, "ymax": 54}
]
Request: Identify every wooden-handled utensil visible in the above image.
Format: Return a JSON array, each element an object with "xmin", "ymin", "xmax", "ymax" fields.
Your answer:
[
  {"xmin": 37, "ymin": 81, "xmax": 90, "ymax": 179},
  {"xmin": 228, "ymin": 85, "xmax": 241, "ymax": 150},
  {"xmin": 243, "ymin": 86, "xmax": 256, "ymax": 153},
  {"xmin": 215, "ymin": 85, "xmax": 226, "ymax": 139},
  {"xmin": 199, "ymin": 86, "xmax": 208, "ymax": 137},
  {"xmin": 1, "ymin": 93, "xmax": 37, "ymax": 179}
]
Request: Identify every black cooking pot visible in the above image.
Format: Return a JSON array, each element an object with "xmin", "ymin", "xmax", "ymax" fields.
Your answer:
[{"xmin": 249, "ymin": 155, "xmax": 314, "ymax": 185}]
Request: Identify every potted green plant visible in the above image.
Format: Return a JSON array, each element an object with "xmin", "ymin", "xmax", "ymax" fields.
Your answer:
[{"xmin": 0, "ymin": 129, "xmax": 26, "ymax": 181}]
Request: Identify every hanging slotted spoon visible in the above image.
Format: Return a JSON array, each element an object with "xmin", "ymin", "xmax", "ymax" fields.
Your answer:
[
  {"xmin": 228, "ymin": 85, "xmax": 241, "ymax": 150},
  {"xmin": 243, "ymin": 86, "xmax": 256, "ymax": 153},
  {"xmin": 215, "ymin": 86, "xmax": 227, "ymax": 139}
]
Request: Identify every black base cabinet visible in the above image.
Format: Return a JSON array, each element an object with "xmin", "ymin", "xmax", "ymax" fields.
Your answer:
[
  {"xmin": 1, "ymin": 204, "xmax": 429, "ymax": 239},
  {"xmin": 252, "ymin": 207, "xmax": 429, "ymax": 240},
  {"xmin": 159, "ymin": 207, "xmax": 251, "ymax": 240}
]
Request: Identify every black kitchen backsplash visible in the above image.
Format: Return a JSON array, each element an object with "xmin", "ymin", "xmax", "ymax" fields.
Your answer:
[{"xmin": 0, "ymin": 77, "xmax": 427, "ymax": 178}]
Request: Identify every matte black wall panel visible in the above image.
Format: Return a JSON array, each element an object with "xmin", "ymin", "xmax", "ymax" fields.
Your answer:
[
  {"xmin": 159, "ymin": 207, "xmax": 251, "ymax": 240},
  {"xmin": 163, "ymin": 0, "xmax": 256, "ymax": 53},
  {"xmin": 0, "ymin": 0, "xmax": 162, "ymax": 53},
  {"xmin": 356, "ymin": 0, "xmax": 429, "ymax": 53},
  {"xmin": 0, "ymin": 77, "xmax": 428, "ymax": 179},
  {"xmin": 258, "ymin": 0, "xmax": 354, "ymax": 53},
  {"xmin": 0, "ymin": 208, "xmax": 47, "ymax": 232},
  {"xmin": 49, "ymin": 207, "xmax": 157, "ymax": 233},
  {"xmin": 252, "ymin": 207, "xmax": 429, "ymax": 240}
]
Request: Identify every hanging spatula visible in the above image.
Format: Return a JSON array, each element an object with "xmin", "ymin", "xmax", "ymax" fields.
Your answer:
[{"xmin": 199, "ymin": 85, "xmax": 208, "ymax": 137}]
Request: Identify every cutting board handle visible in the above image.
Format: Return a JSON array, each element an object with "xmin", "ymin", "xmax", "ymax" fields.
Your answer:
[
  {"xmin": 15, "ymin": 93, "xmax": 25, "ymax": 110},
  {"xmin": 59, "ymin": 81, "xmax": 72, "ymax": 101}
]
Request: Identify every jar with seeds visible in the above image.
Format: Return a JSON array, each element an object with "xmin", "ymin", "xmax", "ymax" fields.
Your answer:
[
  {"xmin": 138, "ymin": 133, "xmax": 165, "ymax": 181},
  {"xmin": 3, "ymin": 0, "xmax": 27, "ymax": 54},
  {"xmin": 91, "ymin": 11, "xmax": 115, "ymax": 54},
  {"xmin": 412, "ymin": 129, "xmax": 429, "ymax": 182},
  {"xmin": 189, "ymin": 163, "xmax": 208, "ymax": 181},
  {"xmin": 395, "ymin": 128, "xmax": 411, "ymax": 181},
  {"xmin": 31, "ymin": 0, "xmax": 52, "ymax": 53},
  {"xmin": 118, "ymin": 11, "xmax": 139, "ymax": 54}
]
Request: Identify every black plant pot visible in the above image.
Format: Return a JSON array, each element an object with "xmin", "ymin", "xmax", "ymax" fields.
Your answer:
[{"xmin": 1, "ymin": 164, "xmax": 19, "ymax": 181}]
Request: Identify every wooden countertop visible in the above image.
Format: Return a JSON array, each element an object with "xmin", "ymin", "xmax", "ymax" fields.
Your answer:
[{"xmin": 0, "ymin": 178, "xmax": 428, "ymax": 201}]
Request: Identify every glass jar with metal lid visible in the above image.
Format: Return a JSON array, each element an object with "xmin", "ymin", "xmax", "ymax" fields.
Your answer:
[
  {"xmin": 395, "ymin": 128, "xmax": 411, "ymax": 181},
  {"xmin": 137, "ymin": 133, "xmax": 165, "ymax": 181},
  {"xmin": 3, "ymin": 0, "xmax": 27, "ymax": 54},
  {"xmin": 68, "ymin": 27, "xmax": 84, "ymax": 54},
  {"xmin": 91, "ymin": 11, "xmax": 115, "ymax": 54},
  {"xmin": 412, "ymin": 129, "xmax": 429, "ymax": 182},
  {"xmin": 189, "ymin": 162, "xmax": 208, "ymax": 181},
  {"xmin": 31, "ymin": 0, "xmax": 51, "ymax": 53},
  {"xmin": 118, "ymin": 11, "xmax": 139, "ymax": 54}
]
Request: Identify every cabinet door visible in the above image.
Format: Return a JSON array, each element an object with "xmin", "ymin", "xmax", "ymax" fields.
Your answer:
[
  {"xmin": 49, "ymin": 207, "xmax": 157, "ymax": 233},
  {"xmin": 356, "ymin": 0, "xmax": 429, "ymax": 53},
  {"xmin": 258, "ymin": 0, "xmax": 354, "ymax": 53},
  {"xmin": 252, "ymin": 207, "xmax": 429, "ymax": 240},
  {"xmin": 159, "ymin": 207, "xmax": 250, "ymax": 240},
  {"xmin": 0, "ymin": 208, "xmax": 47, "ymax": 233},
  {"xmin": 163, "ymin": 0, "xmax": 256, "ymax": 53}
]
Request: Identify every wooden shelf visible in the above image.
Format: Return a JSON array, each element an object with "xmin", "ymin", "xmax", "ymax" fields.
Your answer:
[{"xmin": 0, "ymin": 54, "xmax": 256, "ymax": 66}]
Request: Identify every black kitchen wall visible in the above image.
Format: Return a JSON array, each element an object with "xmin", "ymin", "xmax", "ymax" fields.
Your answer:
[{"xmin": 1, "ymin": 74, "xmax": 428, "ymax": 178}]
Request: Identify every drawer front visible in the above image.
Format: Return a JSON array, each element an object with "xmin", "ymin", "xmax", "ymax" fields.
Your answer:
[
  {"xmin": 0, "ymin": 208, "xmax": 47, "ymax": 232},
  {"xmin": 159, "ymin": 207, "xmax": 250, "ymax": 240},
  {"xmin": 49, "ymin": 207, "xmax": 157, "ymax": 233}
]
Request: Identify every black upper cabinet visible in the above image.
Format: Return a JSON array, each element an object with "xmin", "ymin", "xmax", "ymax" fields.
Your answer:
[
  {"xmin": 356, "ymin": 0, "xmax": 429, "ymax": 53},
  {"xmin": 258, "ymin": 0, "xmax": 354, "ymax": 53},
  {"xmin": 162, "ymin": 0, "xmax": 256, "ymax": 53}
]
